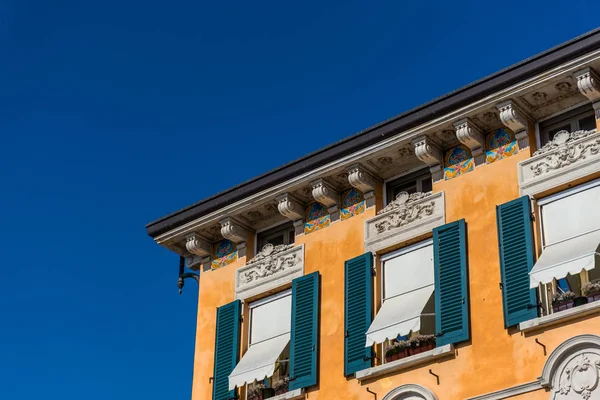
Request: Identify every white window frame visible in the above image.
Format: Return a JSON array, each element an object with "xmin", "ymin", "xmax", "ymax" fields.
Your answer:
[
  {"xmin": 538, "ymin": 103, "xmax": 596, "ymax": 147},
  {"xmin": 254, "ymin": 221, "xmax": 295, "ymax": 255},
  {"xmin": 535, "ymin": 178, "xmax": 600, "ymax": 315},
  {"xmin": 383, "ymin": 167, "xmax": 432, "ymax": 207}
]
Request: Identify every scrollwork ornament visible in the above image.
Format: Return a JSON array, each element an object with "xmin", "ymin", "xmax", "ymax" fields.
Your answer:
[
  {"xmin": 530, "ymin": 130, "xmax": 600, "ymax": 176},
  {"xmin": 554, "ymin": 354, "xmax": 600, "ymax": 399}
]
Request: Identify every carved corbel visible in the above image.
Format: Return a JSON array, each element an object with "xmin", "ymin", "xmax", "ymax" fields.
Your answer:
[
  {"xmin": 496, "ymin": 100, "xmax": 530, "ymax": 149},
  {"xmin": 276, "ymin": 193, "xmax": 305, "ymax": 234},
  {"xmin": 311, "ymin": 179, "xmax": 340, "ymax": 221},
  {"xmin": 185, "ymin": 232, "xmax": 211, "ymax": 257},
  {"xmin": 453, "ymin": 118, "xmax": 485, "ymax": 166},
  {"xmin": 347, "ymin": 164, "xmax": 377, "ymax": 208},
  {"xmin": 186, "ymin": 255, "xmax": 212, "ymax": 272},
  {"xmin": 575, "ymin": 67, "xmax": 600, "ymax": 119},
  {"xmin": 219, "ymin": 217, "xmax": 251, "ymax": 258},
  {"xmin": 411, "ymin": 136, "xmax": 443, "ymax": 182}
]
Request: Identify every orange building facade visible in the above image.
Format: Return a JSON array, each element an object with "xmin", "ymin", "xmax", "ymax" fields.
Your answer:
[{"xmin": 146, "ymin": 29, "xmax": 600, "ymax": 400}]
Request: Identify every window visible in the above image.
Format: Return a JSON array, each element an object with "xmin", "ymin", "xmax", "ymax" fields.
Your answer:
[
  {"xmin": 366, "ymin": 241, "xmax": 436, "ymax": 362},
  {"xmin": 385, "ymin": 169, "xmax": 432, "ymax": 205},
  {"xmin": 229, "ymin": 291, "xmax": 292, "ymax": 399},
  {"xmin": 256, "ymin": 221, "xmax": 295, "ymax": 251},
  {"xmin": 530, "ymin": 180, "xmax": 600, "ymax": 315},
  {"xmin": 539, "ymin": 104, "xmax": 596, "ymax": 146}
]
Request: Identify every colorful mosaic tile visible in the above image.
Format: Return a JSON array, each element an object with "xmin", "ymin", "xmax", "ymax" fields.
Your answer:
[
  {"xmin": 444, "ymin": 144, "xmax": 474, "ymax": 180},
  {"xmin": 304, "ymin": 202, "xmax": 330, "ymax": 234},
  {"xmin": 211, "ymin": 239, "xmax": 237, "ymax": 269},
  {"xmin": 486, "ymin": 128, "xmax": 518, "ymax": 164},
  {"xmin": 340, "ymin": 188, "xmax": 365, "ymax": 221}
]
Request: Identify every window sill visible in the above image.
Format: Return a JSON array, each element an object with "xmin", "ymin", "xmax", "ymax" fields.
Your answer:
[
  {"xmin": 355, "ymin": 344, "xmax": 454, "ymax": 382},
  {"xmin": 519, "ymin": 300, "xmax": 600, "ymax": 333},
  {"xmin": 268, "ymin": 388, "xmax": 304, "ymax": 400}
]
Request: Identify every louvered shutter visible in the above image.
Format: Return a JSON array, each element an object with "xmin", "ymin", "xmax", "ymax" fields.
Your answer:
[
  {"xmin": 497, "ymin": 196, "xmax": 538, "ymax": 327},
  {"xmin": 212, "ymin": 300, "xmax": 241, "ymax": 400},
  {"xmin": 344, "ymin": 253, "xmax": 372, "ymax": 376},
  {"xmin": 434, "ymin": 219, "xmax": 469, "ymax": 347},
  {"xmin": 289, "ymin": 272, "xmax": 319, "ymax": 390}
]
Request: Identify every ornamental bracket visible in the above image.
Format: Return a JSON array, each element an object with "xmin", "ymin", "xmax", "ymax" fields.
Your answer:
[
  {"xmin": 347, "ymin": 164, "xmax": 378, "ymax": 208},
  {"xmin": 276, "ymin": 193, "xmax": 305, "ymax": 234},
  {"xmin": 311, "ymin": 178, "xmax": 339, "ymax": 221},
  {"xmin": 219, "ymin": 217, "xmax": 251, "ymax": 258},
  {"xmin": 575, "ymin": 67, "xmax": 600, "ymax": 119},
  {"xmin": 411, "ymin": 135, "xmax": 443, "ymax": 182},
  {"xmin": 496, "ymin": 100, "xmax": 530, "ymax": 149},
  {"xmin": 453, "ymin": 118, "xmax": 485, "ymax": 166}
]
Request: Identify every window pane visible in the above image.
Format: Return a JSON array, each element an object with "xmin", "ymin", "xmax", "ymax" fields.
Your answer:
[
  {"xmin": 267, "ymin": 234, "xmax": 284, "ymax": 247},
  {"xmin": 548, "ymin": 124, "xmax": 571, "ymax": 141},
  {"xmin": 579, "ymin": 115, "xmax": 596, "ymax": 131},
  {"xmin": 421, "ymin": 177, "xmax": 433, "ymax": 193}
]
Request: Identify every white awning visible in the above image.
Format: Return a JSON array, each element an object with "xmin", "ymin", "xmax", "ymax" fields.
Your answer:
[
  {"xmin": 228, "ymin": 333, "xmax": 290, "ymax": 390},
  {"xmin": 530, "ymin": 229, "xmax": 600, "ymax": 288},
  {"xmin": 365, "ymin": 285, "xmax": 434, "ymax": 347}
]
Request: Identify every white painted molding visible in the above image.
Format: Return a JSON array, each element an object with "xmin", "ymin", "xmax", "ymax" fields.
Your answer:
[
  {"xmin": 311, "ymin": 178, "xmax": 340, "ymax": 221},
  {"xmin": 235, "ymin": 244, "xmax": 304, "ymax": 300},
  {"xmin": 219, "ymin": 217, "xmax": 250, "ymax": 244},
  {"xmin": 356, "ymin": 344, "xmax": 454, "ymax": 382},
  {"xmin": 517, "ymin": 129, "xmax": 600, "ymax": 197},
  {"xmin": 382, "ymin": 384, "xmax": 438, "ymax": 400},
  {"xmin": 185, "ymin": 233, "xmax": 211, "ymax": 256},
  {"xmin": 454, "ymin": 118, "xmax": 485, "ymax": 166},
  {"xmin": 267, "ymin": 388, "xmax": 304, "ymax": 400},
  {"xmin": 364, "ymin": 192, "xmax": 445, "ymax": 254},
  {"xmin": 347, "ymin": 164, "xmax": 378, "ymax": 208},
  {"xmin": 519, "ymin": 299, "xmax": 600, "ymax": 332},
  {"xmin": 540, "ymin": 334, "xmax": 600, "ymax": 399},
  {"xmin": 153, "ymin": 50, "xmax": 600, "ymax": 247},
  {"xmin": 412, "ymin": 136, "xmax": 443, "ymax": 182},
  {"xmin": 575, "ymin": 67, "xmax": 600, "ymax": 103},
  {"xmin": 465, "ymin": 381, "xmax": 542, "ymax": 400}
]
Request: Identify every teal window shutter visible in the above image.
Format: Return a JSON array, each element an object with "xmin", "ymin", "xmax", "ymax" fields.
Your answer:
[
  {"xmin": 497, "ymin": 196, "xmax": 538, "ymax": 327},
  {"xmin": 289, "ymin": 272, "xmax": 319, "ymax": 390},
  {"xmin": 212, "ymin": 300, "xmax": 241, "ymax": 400},
  {"xmin": 344, "ymin": 253, "xmax": 372, "ymax": 376},
  {"xmin": 434, "ymin": 219, "xmax": 469, "ymax": 347}
]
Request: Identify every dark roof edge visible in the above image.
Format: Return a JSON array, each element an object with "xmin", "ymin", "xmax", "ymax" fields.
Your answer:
[{"xmin": 147, "ymin": 28, "xmax": 600, "ymax": 238}]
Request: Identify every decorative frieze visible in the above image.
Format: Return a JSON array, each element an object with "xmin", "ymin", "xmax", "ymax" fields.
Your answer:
[
  {"xmin": 235, "ymin": 243, "xmax": 305, "ymax": 300},
  {"xmin": 454, "ymin": 118, "xmax": 485, "ymax": 166},
  {"xmin": 411, "ymin": 136, "xmax": 443, "ymax": 182},
  {"xmin": 185, "ymin": 233, "xmax": 211, "ymax": 257},
  {"xmin": 518, "ymin": 129, "xmax": 600, "ymax": 196},
  {"xmin": 347, "ymin": 164, "xmax": 377, "ymax": 208},
  {"xmin": 496, "ymin": 101, "xmax": 530, "ymax": 149},
  {"xmin": 364, "ymin": 191, "xmax": 445, "ymax": 253},
  {"xmin": 311, "ymin": 178, "xmax": 340, "ymax": 221},
  {"xmin": 219, "ymin": 217, "xmax": 250, "ymax": 258}
]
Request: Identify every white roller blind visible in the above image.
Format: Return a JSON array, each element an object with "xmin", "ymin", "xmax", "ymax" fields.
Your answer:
[
  {"xmin": 383, "ymin": 243, "xmax": 434, "ymax": 300},
  {"xmin": 250, "ymin": 293, "xmax": 291, "ymax": 344},
  {"xmin": 542, "ymin": 184, "xmax": 600, "ymax": 246}
]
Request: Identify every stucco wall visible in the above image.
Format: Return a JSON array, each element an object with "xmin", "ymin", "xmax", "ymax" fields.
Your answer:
[{"xmin": 191, "ymin": 124, "xmax": 600, "ymax": 400}]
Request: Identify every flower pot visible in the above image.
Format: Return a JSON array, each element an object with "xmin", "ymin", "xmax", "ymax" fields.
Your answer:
[
  {"xmin": 275, "ymin": 389, "xmax": 287, "ymax": 396},
  {"xmin": 586, "ymin": 293, "xmax": 600, "ymax": 303},
  {"xmin": 248, "ymin": 395, "xmax": 261, "ymax": 400},
  {"xmin": 552, "ymin": 300, "xmax": 574, "ymax": 313},
  {"xmin": 573, "ymin": 296, "xmax": 588, "ymax": 307}
]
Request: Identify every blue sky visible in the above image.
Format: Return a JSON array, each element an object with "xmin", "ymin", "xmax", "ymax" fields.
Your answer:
[{"xmin": 0, "ymin": 1, "xmax": 597, "ymax": 398}]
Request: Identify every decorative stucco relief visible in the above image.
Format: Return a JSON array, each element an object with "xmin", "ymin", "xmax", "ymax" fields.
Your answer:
[
  {"xmin": 365, "ymin": 191, "xmax": 445, "ymax": 254},
  {"xmin": 518, "ymin": 130, "xmax": 600, "ymax": 197},
  {"xmin": 235, "ymin": 243, "xmax": 304, "ymax": 300}
]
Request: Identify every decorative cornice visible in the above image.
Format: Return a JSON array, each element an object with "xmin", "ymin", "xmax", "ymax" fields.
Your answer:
[
  {"xmin": 453, "ymin": 118, "xmax": 485, "ymax": 165},
  {"xmin": 311, "ymin": 178, "xmax": 339, "ymax": 216},
  {"xmin": 575, "ymin": 67, "xmax": 600, "ymax": 103},
  {"xmin": 496, "ymin": 100, "xmax": 528, "ymax": 133},
  {"xmin": 347, "ymin": 164, "xmax": 377, "ymax": 194},
  {"xmin": 184, "ymin": 233, "xmax": 211, "ymax": 256},
  {"xmin": 275, "ymin": 193, "xmax": 304, "ymax": 222},
  {"xmin": 219, "ymin": 217, "xmax": 250, "ymax": 244}
]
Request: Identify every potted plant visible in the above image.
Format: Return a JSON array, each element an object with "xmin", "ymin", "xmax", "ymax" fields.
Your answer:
[
  {"xmin": 583, "ymin": 282, "xmax": 600, "ymax": 303},
  {"xmin": 273, "ymin": 376, "xmax": 289, "ymax": 396},
  {"xmin": 552, "ymin": 291, "xmax": 576, "ymax": 312},
  {"xmin": 247, "ymin": 383, "xmax": 266, "ymax": 400},
  {"xmin": 407, "ymin": 334, "xmax": 436, "ymax": 355},
  {"xmin": 384, "ymin": 340, "xmax": 409, "ymax": 362}
]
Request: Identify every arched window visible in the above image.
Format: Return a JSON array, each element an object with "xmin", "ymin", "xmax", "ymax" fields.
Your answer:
[
  {"xmin": 382, "ymin": 384, "xmax": 438, "ymax": 400},
  {"xmin": 540, "ymin": 334, "xmax": 600, "ymax": 399}
]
